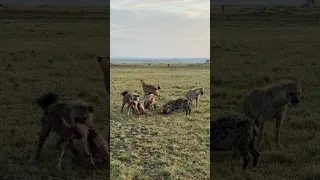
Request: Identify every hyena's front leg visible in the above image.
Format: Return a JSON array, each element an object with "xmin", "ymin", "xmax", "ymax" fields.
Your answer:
[
  {"xmin": 275, "ymin": 110, "xmax": 286, "ymax": 148},
  {"xmin": 256, "ymin": 120, "xmax": 265, "ymax": 150},
  {"xmin": 196, "ymin": 96, "xmax": 200, "ymax": 108},
  {"xmin": 35, "ymin": 117, "xmax": 51, "ymax": 164},
  {"xmin": 82, "ymin": 137, "xmax": 96, "ymax": 169}
]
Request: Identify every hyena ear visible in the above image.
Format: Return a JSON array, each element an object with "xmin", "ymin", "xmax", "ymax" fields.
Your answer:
[
  {"xmin": 87, "ymin": 105, "xmax": 94, "ymax": 113},
  {"xmin": 97, "ymin": 56, "xmax": 102, "ymax": 62}
]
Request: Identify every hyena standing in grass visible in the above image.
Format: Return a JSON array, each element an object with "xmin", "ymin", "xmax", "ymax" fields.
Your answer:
[
  {"xmin": 211, "ymin": 114, "xmax": 260, "ymax": 170},
  {"xmin": 35, "ymin": 92, "xmax": 95, "ymax": 165},
  {"xmin": 140, "ymin": 79, "xmax": 161, "ymax": 98},
  {"xmin": 163, "ymin": 98, "xmax": 191, "ymax": 115},
  {"xmin": 186, "ymin": 87, "xmax": 205, "ymax": 108},
  {"xmin": 244, "ymin": 80, "xmax": 301, "ymax": 149}
]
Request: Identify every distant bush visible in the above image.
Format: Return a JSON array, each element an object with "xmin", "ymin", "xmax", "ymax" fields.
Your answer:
[{"xmin": 38, "ymin": 4, "xmax": 48, "ymax": 7}]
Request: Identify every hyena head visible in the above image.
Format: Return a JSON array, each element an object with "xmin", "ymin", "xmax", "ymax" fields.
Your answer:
[
  {"xmin": 132, "ymin": 94, "xmax": 140, "ymax": 101},
  {"xmin": 283, "ymin": 82, "xmax": 301, "ymax": 106},
  {"xmin": 70, "ymin": 104, "xmax": 94, "ymax": 124},
  {"xmin": 200, "ymin": 87, "xmax": 205, "ymax": 95},
  {"xmin": 153, "ymin": 89, "xmax": 160, "ymax": 96}
]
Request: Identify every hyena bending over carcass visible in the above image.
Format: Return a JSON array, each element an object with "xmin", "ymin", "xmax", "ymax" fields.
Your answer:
[
  {"xmin": 211, "ymin": 114, "xmax": 260, "ymax": 170},
  {"xmin": 35, "ymin": 92, "xmax": 95, "ymax": 165},
  {"xmin": 57, "ymin": 118, "xmax": 110, "ymax": 170},
  {"xmin": 163, "ymin": 98, "xmax": 191, "ymax": 115},
  {"xmin": 120, "ymin": 91, "xmax": 140, "ymax": 115},
  {"xmin": 186, "ymin": 87, "xmax": 205, "ymax": 108},
  {"xmin": 140, "ymin": 79, "xmax": 161, "ymax": 98},
  {"xmin": 244, "ymin": 80, "xmax": 301, "ymax": 149},
  {"xmin": 144, "ymin": 93, "xmax": 157, "ymax": 111}
]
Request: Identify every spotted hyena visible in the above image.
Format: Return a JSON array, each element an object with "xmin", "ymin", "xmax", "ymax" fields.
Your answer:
[
  {"xmin": 244, "ymin": 80, "xmax": 301, "ymax": 149},
  {"xmin": 211, "ymin": 114, "xmax": 260, "ymax": 169},
  {"xmin": 163, "ymin": 98, "xmax": 191, "ymax": 115}
]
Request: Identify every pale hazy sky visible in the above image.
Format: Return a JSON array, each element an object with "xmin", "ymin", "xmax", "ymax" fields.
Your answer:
[{"xmin": 110, "ymin": 0, "xmax": 210, "ymax": 58}]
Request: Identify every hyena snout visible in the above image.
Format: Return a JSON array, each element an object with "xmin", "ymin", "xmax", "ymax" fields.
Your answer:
[
  {"xmin": 74, "ymin": 116, "xmax": 88, "ymax": 123},
  {"xmin": 289, "ymin": 93, "xmax": 300, "ymax": 106}
]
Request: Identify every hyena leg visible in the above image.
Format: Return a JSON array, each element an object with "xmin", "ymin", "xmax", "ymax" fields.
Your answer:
[
  {"xmin": 127, "ymin": 106, "xmax": 131, "ymax": 116},
  {"xmin": 275, "ymin": 111, "xmax": 285, "ymax": 148},
  {"xmin": 154, "ymin": 104, "xmax": 157, "ymax": 110},
  {"xmin": 250, "ymin": 143, "xmax": 260, "ymax": 167},
  {"xmin": 35, "ymin": 118, "xmax": 51, "ymax": 163},
  {"xmin": 82, "ymin": 138, "xmax": 96, "ymax": 168},
  {"xmin": 67, "ymin": 139, "xmax": 80, "ymax": 156},
  {"xmin": 256, "ymin": 121, "xmax": 265, "ymax": 150},
  {"xmin": 188, "ymin": 105, "xmax": 191, "ymax": 114},
  {"xmin": 184, "ymin": 107, "xmax": 188, "ymax": 115},
  {"xmin": 121, "ymin": 102, "xmax": 125, "ymax": 112},
  {"xmin": 196, "ymin": 96, "xmax": 200, "ymax": 108},
  {"xmin": 239, "ymin": 145, "xmax": 251, "ymax": 170},
  {"xmin": 57, "ymin": 140, "xmax": 69, "ymax": 170}
]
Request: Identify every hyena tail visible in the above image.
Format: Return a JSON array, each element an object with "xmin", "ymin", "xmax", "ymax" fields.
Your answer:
[
  {"xmin": 36, "ymin": 92, "xmax": 58, "ymax": 110},
  {"xmin": 121, "ymin": 91, "xmax": 128, "ymax": 96}
]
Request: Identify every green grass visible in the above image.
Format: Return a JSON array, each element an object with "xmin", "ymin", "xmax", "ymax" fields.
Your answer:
[
  {"xmin": 110, "ymin": 64, "xmax": 210, "ymax": 179},
  {"xmin": 0, "ymin": 5, "xmax": 110, "ymax": 179},
  {"xmin": 211, "ymin": 6, "xmax": 320, "ymax": 180}
]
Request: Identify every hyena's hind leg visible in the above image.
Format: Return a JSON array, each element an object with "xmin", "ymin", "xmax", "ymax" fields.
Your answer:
[
  {"xmin": 66, "ymin": 139, "xmax": 80, "ymax": 157},
  {"xmin": 184, "ymin": 107, "xmax": 188, "ymax": 115},
  {"xmin": 35, "ymin": 117, "xmax": 52, "ymax": 164},
  {"xmin": 239, "ymin": 145, "xmax": 251, "ymax": 170},
  {"xmin": 196, "ymin": 95, "xmax": 200, "ymax": 108},
  {"xmin": 250, "ymin": 126, "xmax": 261, "ymax": 167},
  {"xmin": 249, "ymin": 143, "xmax": 260, "ymax": 167},
  {"xmin": 120, "ymin": 102, "xmax": 126, "ymax": 112}
]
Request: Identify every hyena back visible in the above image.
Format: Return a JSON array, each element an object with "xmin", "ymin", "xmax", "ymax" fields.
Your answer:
[{"xmin": 211, "ymin": 114, "xmax": 260, "ymax": 169}]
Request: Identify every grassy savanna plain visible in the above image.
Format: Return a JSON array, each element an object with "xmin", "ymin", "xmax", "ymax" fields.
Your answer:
[
  {"xmin": 0, "ymin": 5, "xmax": 110, "ymax": 179},
  {"xmin": 211, "ymin": 5, "xmax": 320, "ymax": 180},
  {"xmin": 110, "ymin": 64, "xmax": 210, "ymax": 179}
]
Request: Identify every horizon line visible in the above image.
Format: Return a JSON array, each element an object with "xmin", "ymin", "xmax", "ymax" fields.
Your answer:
[{"xmin": 111, "ymin": 57, "xmax": 210, "ymax": 59}]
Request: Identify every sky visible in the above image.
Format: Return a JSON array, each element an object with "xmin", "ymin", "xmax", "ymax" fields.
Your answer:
[{"xmin": 110, "ymin": 0, "xmax": 210, "ymax": 58}]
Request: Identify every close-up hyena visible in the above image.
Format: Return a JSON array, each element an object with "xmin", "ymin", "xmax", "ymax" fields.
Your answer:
[
  {"xmin": 244, "ymin": 80, "xmax": 301, "ymax": 149},
  {"xmin": 211, "ymin": 114, "xmax": 260, "ymax": 169}
]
